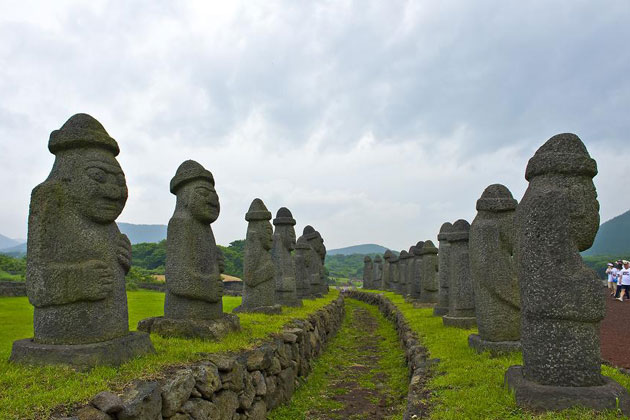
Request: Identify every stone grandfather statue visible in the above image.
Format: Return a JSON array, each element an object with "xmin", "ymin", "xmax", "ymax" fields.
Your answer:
[
  {"xmin": 442, "ymin": 219, "xmax": 476, "ymax": 329},
  {"xmin": 389, "ymin": 253, "xmax": 400, "ymax": 293},
  {"xmin": 419, "ymin": 240, "xmax": 439, "ymax": 304},
  {"xmin": 294, "ymin": 236, "xmax": 312, "ymax": 299},
  {"xmin": 468, "ymin": 184, "xmax": 520, "ymax": 355},
  {"xmin": 137, "ymin": 160, "xmax": 239, "ymax": 339},
  {"xmin": 363, "ymin": 256, "xmax": 373, "ymax": 289},
  {"xmin": 10, "ymin": 114, "xmax": 154, "ymax": 368},
  {"xmin": 272, "ymin": 207, "xmax": 301, "ymax": 307},
  {"xmin": 373, "ymin": 255, "xmax": 383, "ymax": 290},
  {"xmin": 303, "ymin": 225, "xmax": 327, "ymax": 297},
  {"xmin": 382, "ymin": 250, "xmax": 394, "ymax": 290},
  {"xmin": 505, "ymin": 134, "xmax": 630, "ymax": 413},
  {"xmin": 235, "ymin": 198, "xmax": 281, "ymax": 314},
  {"xmin": 398, "ymin": 250, "xmax": 411, "ymax": 296},
  {"xmin": 433, "ymin": 222, "xmax": 452, "ymax": 316},
  {"xmin": 409, "ymin": 243, "xmax": 423, "ymax": 300}
]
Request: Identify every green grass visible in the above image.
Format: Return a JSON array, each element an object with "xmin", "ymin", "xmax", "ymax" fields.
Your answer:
[
  {"xmin": 0, "ymin": 270, "xmax": 24, "ymax": 282},
  {"xmin": 364, "ymin": 290, "xmax": 630, "ymax": 419},
  {"xmin": 270, "ymin": 299, "xmax": 408, "ymax": 420},
  {"xmin": 0, "ymin": 290, "xmax": 339, "ymax": 420}
]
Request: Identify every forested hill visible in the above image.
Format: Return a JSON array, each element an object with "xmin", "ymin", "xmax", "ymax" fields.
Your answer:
[
  {"xmin": 327, "ymin": 244, "xmax": 390, "ymax": 256},
  {"xmin": 583, "ymin": 209, "xmax": 630, "ymax": 256}
]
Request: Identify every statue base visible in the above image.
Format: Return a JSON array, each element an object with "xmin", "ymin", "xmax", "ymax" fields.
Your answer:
[
  {"xmin": 9, "ymin": 331, "xmax": 155, "ymax": 370},
  {"xmin": 468, "ymin": 334, "xmax": 520, "ymax": 356},
  {"xmin": 505, "ymin": 365, "xmax": 630, "ymax": 415},
  {"xmin": 433, "ymin": 306, "xmax": 449, "ymax": 316},
  {"xmin": 233, "ymin": 304, "xmax": 282, "ymax": 314},
  {"xmin": 442, "ymin": 315, "xmax": 476, "ymax": 329},
  {"xmin": 137, "ymin": 314, "xmax": 240, "ymax": 340}
]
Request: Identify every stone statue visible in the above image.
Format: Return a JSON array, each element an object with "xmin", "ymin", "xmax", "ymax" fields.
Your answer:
[
  {"xmin": 137, "ymin": 160, "xmax": 239, "ymax": 339},
  {"xmin": 272, "ymin": 207, "xmax": 301, "ymax": 307},
  {"xmin": 294, "ymin": 236, "xmax": 312, "ymax": 299},
  {"xmin": 419, "ymin": 240, "xmax": 439, "ymax": 304},
  {"xmin": 398, "ymin": 250, "xmax": 410, "ymax": 295},
  {"xmin": 389, "ymin": 253, "xmax": 400, "ymax": 292},
  {"xmin": 303, "ymin": 226, "xmax": 327, "ymax": 297},
  {"xmin": 234, "ymin": 199, "xmax": 281, "ymax": 314},
  {"xmin": 433, "ymin": 222, "xmax": 452, "ymax": 316},
  {"xmin": 468, "ymin": 184, "xmax": 520, "ymax": 355},
  {"xmin": 373, "ymin": 255, "xmax": 383, "ymax": 290},
  {"xmin": 363, "ymin": 256, "xmax": 373, "ymax": 289},
  {"xmin": 409, "ymin": 243, "xmax": 423, "ymax": 300},
  {"xmin": 442, "ymin": 219, "xmax": 476, "ymax": 328},
  {"xmin": 382, "ymin": 250, "xmax": 394, "ymax": 290},
  {"xmin": 505, "ymin": 134, "xmax": 630, "ymax": 413},
  {"xmin": 10, "ymin": 114, "xmax": 154, "ymax": 368}
]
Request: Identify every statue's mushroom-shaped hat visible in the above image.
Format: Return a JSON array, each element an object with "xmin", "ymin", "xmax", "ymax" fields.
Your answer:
[
  {"xmin": 476, "ymin": 184, "xmax": 517, "ymax": 212},
  {"xmin": 525, "ymin": 133, "xmax": 597, "ymax": 181},
  {"xmin": 245, "ymin": 198, "xmax": 272, "ymax": 221},
  {"xmin": 170, "ymin": 160, "xmax": 215, "ymax": 194},
  {"xmin": 273, "ymin": 207, "xmax": 296, "ymax": 226},
  {"xmin": 49, "ymin": 113, "xmax": 120, "ymax": 156}
]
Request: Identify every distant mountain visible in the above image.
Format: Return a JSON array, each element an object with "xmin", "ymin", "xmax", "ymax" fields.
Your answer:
[
  {"xmin": 0, "ymin": 233, "xmax": 21, "ymax": 250},
  {"xmin": 583, "ymin": 210, "xmax": 630, "ymax": 256},
  {"xmin": 327, "ymin": 244, "xmax": 391, "ymax": 256},
  {"xmin": 0, "ymin": 242, "xmax": 27, "ymax": 257},
  {"xmin": 118, "ymin": 223, "xmax": 167, "ymax": 244}
]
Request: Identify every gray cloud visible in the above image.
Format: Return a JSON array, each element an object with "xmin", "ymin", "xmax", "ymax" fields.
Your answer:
[{"xmin": 0, "ymin": 0, "xmax": 628, "ymax": 249}]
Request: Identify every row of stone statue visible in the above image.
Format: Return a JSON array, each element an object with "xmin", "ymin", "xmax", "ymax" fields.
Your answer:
[
  {"xmin": 10, "ymin": 114, "xmax": 330, "ymax": 369},
  {"xmin": 363, "ymin": 133, "xmax": 630, "ymax": 414}
]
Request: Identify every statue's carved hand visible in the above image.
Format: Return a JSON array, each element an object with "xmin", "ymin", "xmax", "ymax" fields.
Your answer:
[
  {"xmin": 83, "ymin": 260, "xmax": 115, "ymax": 301},
  {"xmin": 117, "ymin": 234, "xmax": 132, "ymax": 273}
]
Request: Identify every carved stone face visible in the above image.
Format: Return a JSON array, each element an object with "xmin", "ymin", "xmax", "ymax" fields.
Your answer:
[
  {"xmin": 64, "ymin": 148, "xmax": 127, "ymax": 224},
  {"xmin": 261, "ymin": 222, "xmax": 273, "ymax": 251},
  {"xmin": 568, "ymin": 177, "xmax": 600, "ymax": 251},
  {"xmin": 185, "ymin": 179, "xmax": 220, "ymax": 224},
  {"xmin": 282, "ymin": 226, "xmax": 297, "ymax": 251}
]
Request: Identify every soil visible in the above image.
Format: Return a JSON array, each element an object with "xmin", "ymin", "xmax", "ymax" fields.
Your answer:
[
  {"xmin": 600, "ymin": 288, "xmax": 630, "ymax": 368},
  {"xmin": 305, "ymin": 305, "xmax": 406, "ymax": 419}
]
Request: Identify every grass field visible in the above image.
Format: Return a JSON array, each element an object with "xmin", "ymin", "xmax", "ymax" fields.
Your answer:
[
  {"xmin": 0, "ymin": 290, "xmax": 339, "ymax": 419},
  {"xmin": 365, "ymin": 290, "xmax": 630, "ymax": 420}
]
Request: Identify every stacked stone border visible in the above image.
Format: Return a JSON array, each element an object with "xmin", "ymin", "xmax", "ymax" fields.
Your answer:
[
  {"xmin": 68, "ymin": 296, "xmax": 344, "ymax": 420},
  {"xmin": 343, "ymin": 290, "xmax": 435, "ymax": 420},
  {"xmin": 0, "ymin": 280, "xmax": 26, "ymax": 297}
]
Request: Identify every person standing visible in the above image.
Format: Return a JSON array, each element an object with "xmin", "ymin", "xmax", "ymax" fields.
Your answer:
[
  {"xmin": 616, "ymin": 260, "xmax": 630, "ymax": 302},
  {"xmin": 607, "ymin": 262, "xmax": 618, "ymax": 297}
]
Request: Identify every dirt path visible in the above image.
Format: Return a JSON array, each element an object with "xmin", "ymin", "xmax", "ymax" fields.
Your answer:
[
  {"xmin": 601, "ymin": 288, "xmax": 630, "ymax": 368},
  {"xmin": 269, "ymin": 299, "xmax": 408, "ymax": 420}
]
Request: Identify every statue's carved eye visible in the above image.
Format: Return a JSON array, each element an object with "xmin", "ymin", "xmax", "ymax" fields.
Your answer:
[
  {"xmin": 86, "ymin": 167, "xmax": 106, "ymax": 183},
  {"xmin": 195, "ymin": 187, "xmax": 210, "ymax": 197}
]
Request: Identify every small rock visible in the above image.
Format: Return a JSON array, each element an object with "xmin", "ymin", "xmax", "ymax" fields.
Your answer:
[
  {"xmin": 90, "ymin": 391, "xmax": 124, "ymax": 414},
  {"xmin": 182, "ymin": 398, "xmax": 218, "ymax": 420},
  {"xmin": 212, "ymin": 390, "xmax": 239, "ymax": 419},
  {"xmin": 251, "ymin": 371, "xmax": 267, "ymax": 396},
  {"xmin": 161, "ymin": 369, "xmax": 195, "ymax": 417},
  {"xmin": 118, "ymin": 381, "xmax": 162, "ymax": 420},
  {"xmin": 77, "ymin": 406, "xmax": 112, "ymax": 420},
  {"xmin": 192, "ymin": 363, "xmax": 222, "ymax": 399}
]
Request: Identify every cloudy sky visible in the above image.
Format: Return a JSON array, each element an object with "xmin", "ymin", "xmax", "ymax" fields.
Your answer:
[{"xmin": 0, "ymin": 0, "xmax": 628, "ymax": 250}]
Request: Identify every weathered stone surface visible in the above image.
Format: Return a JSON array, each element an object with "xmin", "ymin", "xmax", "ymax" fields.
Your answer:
[
  {"xmin": 303, "ymin": 226, "xmax": 328, "ymax": 297},
  {"xmin": 382, "ymin": 250, "xmax": 394, "ymax": 290},
  {"xmin": 235, "ymin": 199, "xmax": 281, "ymax": 314},
  {"xmin": 248, "ymin": 400, "xmax": 267, "ymax": 420},
  {"xmin": 469, "ymin": 184, "xmax": 520, "ymax": 353},
  {"xmin": 238, "ymin": 371, "xmax": 255, "ymax": 410},
  {"xmin": 244, "ymin": 346, "xmax": 273, "ymax": 371},
  {"xmin": 161, "ymin": 368, "xmax": 195, "ymax": 417},
  {"xmin": 398, "ymin": 250, "xmax": 411, "ymax": 295},
  {"xmin": 293, "ymin": 236, "xmax": 312, "ymax": 299},
  {"xmin": 251, "ymin": 370, "xmax": 267, "ymax": 396},
  {"xmin": 511, "ymin": 134, "xmax": 607, "ymax": 388},
  {"xmin": 10, "ymin": 331, "xmax": 154, "ymax": 370},
  {"xmin": 182, "ymin": 398, "xmax": 218, "ymax": 420},
  {"xmin": 77, "ymin": 406, "xmax": 112, "ymax": 420},
  {"xmin": 12, "ymin": 114, "xmax": 154, "ymax": 368},
  {"xmin": 272, "ymin": 207, "xmax": 301, "ymax": 307},
  {"xmin": 468, "ymin": 334, "xmax": 520, "ymax": 356},
  {"xmin": 373, "ymin": 255, "xmax": 383, "ymax": 290},
  {"xmin": 212, "ymin": 390, "xmax": 239, "ymax": 418},
  {"xmin": 389, "ymin": 254, "xmax": 400, "ymax": 292},
  {"xmin": 220, "ymin": 361, "xmax": 245, "ymax": 391},
  {"xmin": 118, "ymin": 381, "xmax": 162, "ymax": 420},
  {"xmin": 434, "ymin": 222, "xmax": 452, "ymax": 316},
  {"xmin": 138, "ymin": 314, "xmax": 240, "ymax": 341},
  {"xmin": 362, "ymin": 256, "xmax": 373, "ymax": 289},
  {"xmin": 91, "ymin": 391, "xmax": 123, "ymax": 414},
  {"xmin": 409, "ymin": 244, "xmax": 422, "ymax": 299},
  {"xmin": 419, "ymin": 241, "xmax": 439, "ymax": 304},
  {"xmin": 191, "ymin": 362, "xmax": 222, "ymax": 398},
  {"xmin": 442, "ymin": 219, "xmax": 476, "ymax": 328},
  {"xmin": 505, "ymin": 366, "xmax": 630, "ymax": 415},
  {"xmin": 164, "ymin": 160, "xmax": 224, "ymax": 321}
]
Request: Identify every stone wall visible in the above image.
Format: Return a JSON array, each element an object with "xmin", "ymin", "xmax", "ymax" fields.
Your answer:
[
  {"xmin": 0, "ymin": 280, "xmax": 26, "ymax": 297},
  {"xmin": 70, "ymin": 296, "xmax": 344, "ymax": 420},
  {"xmin": 343, "ymin": 290, "xmax": 435, "ymax": 420},
  {"xmin": 136, "ymin": 282, "xmax": 167, "ymax": 292}
]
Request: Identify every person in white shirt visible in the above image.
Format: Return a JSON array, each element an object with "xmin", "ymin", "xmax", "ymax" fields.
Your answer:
[
  {"xmin": 616, "ymin": 260, "xmax": 630, "ymax": 301},
  {"xmin": 606, "ymin": 263, "xmax": 618, "ymax": 296}
]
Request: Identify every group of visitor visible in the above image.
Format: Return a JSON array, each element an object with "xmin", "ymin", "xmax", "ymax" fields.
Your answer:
[{"xmin": 606, "ymin": 260, "xmax": 630, "ymax": 301}]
